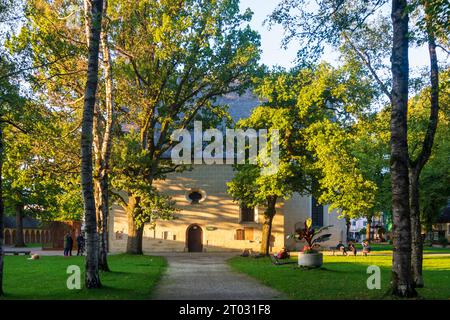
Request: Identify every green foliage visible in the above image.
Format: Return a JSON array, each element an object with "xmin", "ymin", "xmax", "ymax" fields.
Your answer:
[
  {"xmin": 110, "ymin": 0, "xmax": 261, "ymax": 146},
  {"xmin": 268, "ymin": 0, "xmax": 390, "ymax": 64},
  {"xmin": 110, "ymin": 130, "xmax": 178, "ymax": 226},
  {"xmin": 254, "ymin": 62, "xmax": 375, "ymax": 123},
  {"xmin": 227, "ymin": 162, "xmax": 295, "ymax": 211},
  {"xmin": 2, "ymin": 105, "xmax": 83, "ymax": 221},
  {"xmin": 11, "ymin": 0, "xmax": 262, "ymax": 228},
  {"xmin": 407, "ymin": 70, "xmax": 450, "ymax": 227},
  {"xmin": 229, "ymin": 62, "xmax": 378, "ymax": 221},
  {"xmin": 106, "ymin": 0, "xmax": 261, "ymax": 228},
  {"xmin": 305, "ymin": 119, "xmax": 378, "ymax": 218},
  {"xmin": 227, "ymin": 106, "xmax": 297, "ymax": 213},
  {"xmin": 0, "ymin": 57, "xmax": 27, "ymax": 126}
]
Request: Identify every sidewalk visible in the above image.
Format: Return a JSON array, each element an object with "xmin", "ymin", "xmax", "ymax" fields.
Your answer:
[{"xmin": 152, "ymin": 252, "xmax": 286, "ymax": 300}]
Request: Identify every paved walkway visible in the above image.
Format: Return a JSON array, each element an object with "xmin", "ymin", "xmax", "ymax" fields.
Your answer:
[
  {"xmin": 152, "ymin": 252, "xmax": 285, "ymax": 300},
  {"xmin": 2, "ymin": 246, "xmax": 62, "ymax": 256}
]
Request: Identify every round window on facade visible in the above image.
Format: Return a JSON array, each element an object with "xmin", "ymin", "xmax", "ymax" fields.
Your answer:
[{"xmin": 186, "ymin": 189, "xmax": 206, "ymax": 204}]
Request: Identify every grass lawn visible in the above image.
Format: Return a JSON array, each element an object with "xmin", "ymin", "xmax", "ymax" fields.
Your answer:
[
  {"xmin": 1, "ymin": 254, "xmax": 167, "ymax": 300},
  {"xmin": 354, "ymin": 243, "xmax": 450, "ymax": 254},
  {"xmin": 228, "ymin": 254, "xmax": 450, "ymax": 300}
]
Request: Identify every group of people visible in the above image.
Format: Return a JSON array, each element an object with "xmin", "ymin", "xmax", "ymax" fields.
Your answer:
[
  {"xmin": 336, "ymin": 240, "xmax": 371, "ymax": 256},
  {"xmin": 63, "ymin": 232, "xmax": 85, "ymax": 257}
]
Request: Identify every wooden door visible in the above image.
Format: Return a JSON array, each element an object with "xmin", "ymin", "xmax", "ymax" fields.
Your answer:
[{"xmin": 187, "ymin": 225, "xmax": 203, "ymax": 252}]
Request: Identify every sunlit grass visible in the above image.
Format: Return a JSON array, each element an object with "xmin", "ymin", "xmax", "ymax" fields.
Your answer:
[
  {"xmin": 228, "ymin": 254, "xmax": 450, "ymax": 300},
  {"xmin": 1, "ymin": 254, "xmax": 167, "ymax": 300},
  {"xmin": 352, "ymin": 243, "xmax": 450, "ymax": 255}
]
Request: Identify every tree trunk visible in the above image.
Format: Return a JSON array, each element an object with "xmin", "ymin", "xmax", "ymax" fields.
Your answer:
[
  {"xmin": 97, "ymin": 1, "xmax": 114, "ymax": 270},
  {"xmin": 93, "ymin": 174, "xmax": 109, "ymax": 271},
  {"xmin": 260, "ymin": 196, "xmax": 277, "ymax": 256},
  {"xmin": 93, "ymin": 133, "xmax": 109, "ymax": 270},
  {"xmin": 390, "ymin": 0, "xmax": 416, "ymax": 297},
  {"xmin": 81, "ymin": 0, "xmax": 103, "ymax": 289},
  {"xmin": 261, "ymin": 215, "xmax": 274, "ymax": 256},
  {"xmin": 409, "ymin": 169, "xmax": 423, "ymax": 288},
  {"xmin": 407, "ymin": 1, "xmax": 440, "ymax": 288},
  {"xmin": 98, "ymin": 176, "xmax": 110, "ymax": 271},
  {"xmin": 0, "ymin": 126, "xmax": 4, "ymax": 296},
  {"xmin": 366, "ymin": 217, "xmax": 372, "ymax": 242},
  {"xmin": 126, "ymin": 196, "xmax": 143, "ymax": 255},
  {"xmin": 15, "ymin": 204, "xmax": 25, "ymax": 247},
  {"xmin": 345, "ymin": 217, "xmax": 351, "ymax": 242}
]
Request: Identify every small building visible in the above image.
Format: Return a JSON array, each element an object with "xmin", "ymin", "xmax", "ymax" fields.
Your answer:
[
  {"xmin": 2, "ymin": 216, "xmax": 50, "ymax": 246},
  {"xmin": 432, "ymin": 206, "xmax": 450, "ymax": 242},
  {"xmin": 349, "ymin": 215, "xmax": 388, "ymax": 242},
  {"xmin": 108, "ymin": 92, "xmax": 348, "ymax": 254},
  {"xmin": 109, "ymin": 164, "xmax": 348, "ymax": 253}
]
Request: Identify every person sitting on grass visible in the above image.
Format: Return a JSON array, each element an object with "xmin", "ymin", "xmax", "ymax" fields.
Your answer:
[
  {"xmin": 336, "ymin": 241, "xmax": 347, "ymax": 256},
  {"xmin": 348, "ymin": 241, "xmax": 357, "ymax": 256},
  {"xmin": 274, "ymin": 247, "xmax": 290, "ymax": 259},
  {"xmin": 362, "ymin": 240, "xmax": 371, "ymax": 256}
]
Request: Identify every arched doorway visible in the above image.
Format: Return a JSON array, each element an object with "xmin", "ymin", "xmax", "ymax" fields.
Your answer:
[
  {"xmin": 4, "ymin": 229, "xmax": 11, "ymax": 245},
  {"xmin": 186, "ymin": 224, "xmax": 203, "ymax": 252}
]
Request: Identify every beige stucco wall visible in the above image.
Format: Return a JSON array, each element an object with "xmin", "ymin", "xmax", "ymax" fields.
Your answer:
[
  {"xmin": 109, "ymin": 164, "xmax": 347, "ymax": 254},
  {"xmin": 109, "ymin": 164, "xmax": 285, "ymax": 253},
  {"xmin": 282, "ymin": 193, "xmax": 347, "ymax": 251}
]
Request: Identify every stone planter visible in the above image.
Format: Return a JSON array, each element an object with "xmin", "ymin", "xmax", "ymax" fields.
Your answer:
[{"xmin": 298, "ymin": 252, "xmax": 323, "ymax": 268}]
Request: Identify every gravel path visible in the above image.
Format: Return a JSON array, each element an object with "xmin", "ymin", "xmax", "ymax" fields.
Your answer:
[{"xmin": 152, "ymin": 252, "xmax": 285, "ymax": 300}]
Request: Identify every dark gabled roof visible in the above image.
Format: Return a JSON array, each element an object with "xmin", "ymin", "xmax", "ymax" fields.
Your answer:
[
  {"xmin": 3, "ymin": 216, "xmax": 41, "ymax": 229},
  {"xmin": 437, "ymin": 206, "xmax": 450, "ymax": 223}
]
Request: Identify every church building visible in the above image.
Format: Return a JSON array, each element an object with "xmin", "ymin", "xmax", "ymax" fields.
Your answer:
[{"xmin": 109, "ymin": 92, "xmax": 347, "ymax": 253}]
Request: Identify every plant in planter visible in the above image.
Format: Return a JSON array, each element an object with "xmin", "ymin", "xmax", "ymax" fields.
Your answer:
[{"xmin": 287, "ymin": 218, "xmax": 332, "ymax": 268}]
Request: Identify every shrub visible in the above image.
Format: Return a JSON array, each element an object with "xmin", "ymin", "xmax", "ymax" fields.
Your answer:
[{"xmin": 438, "ymin": 237, "xmax": 448, "ymax": 247}]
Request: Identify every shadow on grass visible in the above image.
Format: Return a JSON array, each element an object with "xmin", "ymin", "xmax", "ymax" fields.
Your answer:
[
  {"xmin": 228, "ymin": 255, "xmax": 450, "ymax": 300},
  {"xmin": 1, "ymin": 254, "xmax": 167, "ymax": 300}
]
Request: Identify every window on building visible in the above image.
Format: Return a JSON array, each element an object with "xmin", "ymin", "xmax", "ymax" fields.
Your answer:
[
  {"xmin": 240, "ymin": 205, "xmax": 255, "ymax": 223},
  {"xmin": 311, "ymin": 196, "xmax": 324, "ymax": 227},
  {"xmin": 162, "ymin": 231, "xmax": 172, "ymax": 240},
  {"xmin": 352, "ymin": 221, "xmax": 356, "ymax": 226},
  {"xmin": 235, "ymin": 229, "xmax": 245, "ymax": 240},
  {"xmin": 188, "ymin": 191, "xmax": 203, "ymax": 204},
  {"xmin": 363, "ymin": 221, "xmax": 367, "ymax": 227}
]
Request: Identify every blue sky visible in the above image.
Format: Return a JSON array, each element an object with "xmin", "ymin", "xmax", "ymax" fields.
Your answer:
[
  {"xmin": 240, "ymin": 0, "xmax": 300, "ymax": 69},
  {"xmin": 239, "ymin": 0, "xmax": 431, "ymax": 70}
]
